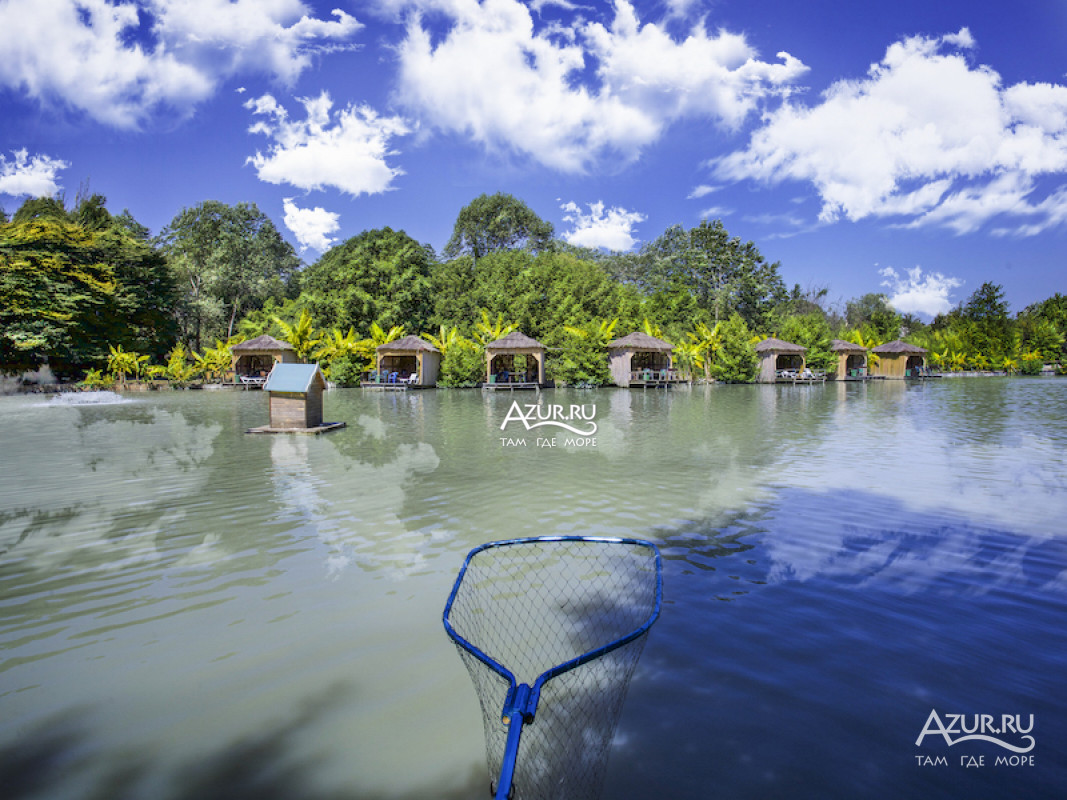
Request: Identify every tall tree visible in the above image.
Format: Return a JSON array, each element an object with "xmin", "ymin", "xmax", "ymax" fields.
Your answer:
[
  {"xmin": 0, "ymin": 212, "xmax": 116, "ymax": 372},
  {"xmin": 301, "ymin": 227, "xmax": 434, "ymax": 336},
  {"xmin": 638, "ymin": 219, "xmax": 786, "ymax": 331},
  {"xmin": 443, "ymin": 193, "xmax": 554, "ymax": 264},
  {"xmin": 846, "ymin": 293, "xmax": 902, "ymax": 341},
  {"xmin": 158, "ymin": 201, "xmax": 298, "ymax": 350},
  {"xmin": 960, "ymin": 282, "xmax": 1012, "ymax": 362},
  {"xmin": 1, "ymin": 194, "xmax": 176, "ymax": 373}
]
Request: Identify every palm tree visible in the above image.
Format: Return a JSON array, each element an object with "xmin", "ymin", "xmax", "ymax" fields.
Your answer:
[
  {"xmin": 642, "ymin": 317, "xmax": 666, "ymax": 340},
  {"xmin": 273, "ymin": 309, "xmax": 321, "ymax": 362},
  {"xmin": 687, "ymin": 321, "xmax": 722, "ymax": 381},
  {"xmin": 311, "ymin": 327, "xmax": 364, "ymax": 377},
  {"xmin": 673, "ymin": 339, "xmax": 705, "ymax": 381},
  {"xmin": 193, "ymin": 337, "xmax": 241, "ymax": 382},
  {"xmin": 473, "ymin": 310, "xmax": 517, "ymax": 346},
  {"xmin": 422, "ymin": 324, "xmax": 462, "ymax": 358},
  {"xmin": 564, "ymin": 318, "xmax": 618, "ymax": 345},
  {"xmin": 107, "ymin": 344, "xmax": 149, "ymax": 383}
]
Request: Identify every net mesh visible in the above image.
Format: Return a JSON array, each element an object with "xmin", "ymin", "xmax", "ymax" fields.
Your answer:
[{"xmin": 446, "ymin": 538, "xmax": 660, "ymax": 800}]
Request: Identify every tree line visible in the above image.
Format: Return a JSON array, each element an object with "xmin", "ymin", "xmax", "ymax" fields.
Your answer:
[{"xmin": 2, "ymin": 191, "xmax": 1064, "ymax": 386}]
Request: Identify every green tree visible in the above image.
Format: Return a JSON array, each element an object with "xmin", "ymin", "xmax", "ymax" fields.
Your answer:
[
  {"xmin": 444, "ymin": 193, "xmax": 554, "ymax": 264},
  {"xmin": 0, "ymin": 213, "xmax": 117, "ymax": 372},
  {"xmin": 959, "ymin": 282, "xmax": 1012, "ymax": 362},
  {"xmin": 438, "ymin": 336, "xmax": 484, "ymax": 387},
  {"xmin": 846, "ymin": 293, "xmax": 902, "ymax": 341},
  {"xmin": 548, "ymin": 318, "xmax": 617, "ymax": 387},
  {"xmin": 473, "ymin": 310, "xmax": 517, "ymax": 346},
  {"xmin": 302, "ymin": 227, "xmax": 433, "ymax": 336},
  {"xmin": 159, "ymin": 201, "xmax": 299, "ymax": 350},
  {"xmin": 637, "ymin": 219, "xmax": 786, "ymax": 331},
  {"xmin": 106, "ymin": 343, "xmax": 149, "ymax": 382},
  {"xmin": 273, "ymin": 308, "xmax": 321, "ymax": 362},
  {"xmin": 312, "ymin": 327, "xmax": 363, "ymax": 377},
  {"xmin": 709, "ymin": 313, "xmax": 758, "ymax": 382},
  {"xmin": 1018, "ymin": 294, "xmax": 1067, "ymax": 362},
  {"xmin": 1, "ymin": 194, "xmax": 176, "ymax": 374}
]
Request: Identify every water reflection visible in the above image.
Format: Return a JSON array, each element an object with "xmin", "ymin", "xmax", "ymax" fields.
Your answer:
[
  {"xmin": 267, "ymin": 415, "xmax": 440, "ymax": 577},
  {"xmin": 0, "ymin": 401, "xmax": 221, "ymax": 573}
]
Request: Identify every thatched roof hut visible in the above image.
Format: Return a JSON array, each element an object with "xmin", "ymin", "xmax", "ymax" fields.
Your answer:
[
  {"xmin": 231, "ymin": 335, "xmax": 296, "ymax": 382},
  {"xmin": 755, "ymin": 338, "xmax": 807, "ymax": 383},
  {"xmin": 374, "ymin": 335, "xmax": 441, "ymax": 386},
  {"xmin": 485, "ymin": 331, "xmax": 545, "ymax": 386},
  {"xmin": 607, "ymin": 332, "xmax": 676, "ymax": 387},
  {"xmin": 871, "ymin": 340, "xmax": 928, "ymax": 379},
  {"xmin": 830, "ymin": 339, "xmax": 868, "ymax": 379}
]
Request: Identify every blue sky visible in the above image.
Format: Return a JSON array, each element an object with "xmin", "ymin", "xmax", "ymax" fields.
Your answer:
[{"xmin": 2, "ymin": 0, "xmax": 1066, "ymax": 318}]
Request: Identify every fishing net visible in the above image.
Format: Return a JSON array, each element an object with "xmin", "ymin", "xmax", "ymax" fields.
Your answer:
[{"xmin": 444, "ymin": 536, "xmax": 662, "ymax": 800}]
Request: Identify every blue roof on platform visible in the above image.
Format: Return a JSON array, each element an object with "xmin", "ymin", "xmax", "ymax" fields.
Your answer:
[{"xmin": 263, "ymin": 363, "xmax": 325, "ymax": 393}]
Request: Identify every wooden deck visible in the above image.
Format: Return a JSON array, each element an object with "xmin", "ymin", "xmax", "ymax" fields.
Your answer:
[
  {"xmin": 246, "ymin": 422, "xmax": 346, "ymax": 435},
  {"xmin": 775, "ymin": 370, "xmax": 827, "ymax": 385},
  {"xmin": 483, "ymin": 381, "xmax": 541, "ymax": 391}
]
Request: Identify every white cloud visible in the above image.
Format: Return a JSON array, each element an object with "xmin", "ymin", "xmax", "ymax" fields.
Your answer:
[
  {"xmin": 0, "ymin": 0, "xmax": 360, "ymax": 128},
  {"xmin": 687, "ymin": 184, "xmax": 718, "ymax": 199},
  {"xmin": 394, "ymin": 0, "xmax": 806, "ymax": 171},
  {"xmin": 698, "ymin": 205, "xmax": 731, "ymax": 220},
  {"xmin": 0, "ymin": 149, "xmax": 70, "ymax": 197},
  {"xmin": 716, "ymin": 29, "xmax": 1067, "ymax": 235},
  {"xmin": 282, "ymin": 198, "xmax": 340, "ymax": 252},
  {"xmin": 880, "ymin": 266, "xmax": 963, "ymax": 317},
  {"xmin": 560, "ymin": 200, "xmax": 645, "ymax": 250},
  {"xmin": 246, "ymin": 92, "xmax": 409, "ymax": 196}
]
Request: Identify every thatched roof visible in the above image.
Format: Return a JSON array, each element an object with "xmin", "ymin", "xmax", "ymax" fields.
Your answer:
[
  {"xmin": 830, "ymin": 339, "xmax": 867, "ymax": 353},
  {"xmin": 376, "ymin": 335, "xmax": 439, "ymax": 353},
  {"xmin": 233, "ymin": 335, "xmax": 294, "ymax": 352},
  {"xmin": 607, "ymin": 332, "xmax": 674, "ymax": 351},
  {"xmin": 485, "ymin": 331, "xmax": 545, "ymax": 351},
  {"xmin": 755, "ymin": 337, "xmax": 806, "ymax": 353},
  {"xmin": 871, "ymin": 340, "xmax": 927, "ymax": 355}
]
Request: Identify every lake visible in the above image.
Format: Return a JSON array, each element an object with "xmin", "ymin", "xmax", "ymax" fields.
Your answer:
[{"xmin": 1, "ymin": 378, "xmax": 1064, "ymax": 799}]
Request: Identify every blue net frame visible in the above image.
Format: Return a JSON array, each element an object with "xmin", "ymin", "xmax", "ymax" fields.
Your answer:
[{"xmin": 443, "ymin": 536, "xmax": 662, "ymax": 800}]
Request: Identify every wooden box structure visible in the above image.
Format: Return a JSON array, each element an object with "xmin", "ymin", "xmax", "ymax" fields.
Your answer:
[
  {"xmin": 263, "ymin": 363, "xmax": 327, "ymax": 429},
  {"xmin": 484, "ymin": 331, "xmax": 546, "ymax": 389},
  {"xmin": 830, "ymin": 339, "xmax": 869, "ymax": 379},
  {"xmin": 871, "ymin": 340, "xmax": 928, "ymax": 379},
  {"xmin": 607, "ymin": 332, "xmax": 681, "ymax": 387},
  {"xmin": 756, "ymin": 338, "xmax": 807, "ymax": 383}
]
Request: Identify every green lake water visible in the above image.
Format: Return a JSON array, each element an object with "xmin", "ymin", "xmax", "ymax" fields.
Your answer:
[{"xmin": 1, "ymin": 379, "xmax": 1065, "ymax": 799}]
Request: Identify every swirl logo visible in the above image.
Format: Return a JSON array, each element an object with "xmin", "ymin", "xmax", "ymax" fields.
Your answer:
[
  {"xmin": 500, "ymin": 401, "xmax": 597, "ymax": 437},
  {"xmin": 915, "ymin": 710, "xmax": 1035, "ymax": 753}
]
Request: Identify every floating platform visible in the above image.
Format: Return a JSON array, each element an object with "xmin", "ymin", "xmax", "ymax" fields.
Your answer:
[
  {"xmin": 482, "ymin": 382, "xmax": 541, "ymax": 391},
  {"xmin": 628, "ymin": 379, "xmax": 686, "ymax": 388},
  {"xmin": 361, "ymin": 382, "xmax": 410, "ymax": 391},
  {"xmin": 245, "ymin": 422, "xmax": 346, "ymax": 435}
]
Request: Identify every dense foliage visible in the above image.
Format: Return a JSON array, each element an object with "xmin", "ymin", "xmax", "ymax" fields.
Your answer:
[
  {"xmin": 0, "ymin": 194, "xmax": 176, "ymax": 376},
  {"xmin": 2, "ymin": 190, "xmax": 1064, "ymax": 386},
  {"xmin": 158, "ymin": 200, "xmax": 299, "ymax": 351}
]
